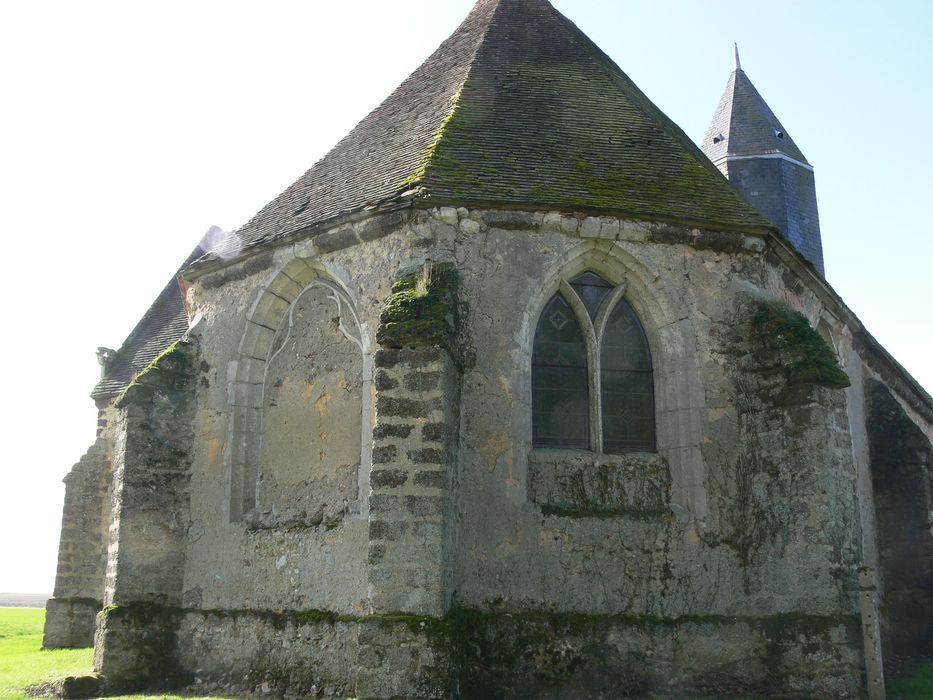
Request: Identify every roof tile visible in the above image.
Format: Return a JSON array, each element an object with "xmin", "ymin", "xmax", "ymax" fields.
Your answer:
[{"xmin": 201, "ymin": 0, "xmax": 771, "ymax": 263}]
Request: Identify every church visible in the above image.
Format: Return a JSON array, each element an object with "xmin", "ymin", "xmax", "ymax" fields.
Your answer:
[{"xmin": 43, "ymin": 0, "xmax": 933, "ymax": 697}]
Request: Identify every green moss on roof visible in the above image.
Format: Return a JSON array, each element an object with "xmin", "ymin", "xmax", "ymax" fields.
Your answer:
[
  {"xmin": 204, "ymin": 0, "xmax": 772, "ymax": 263},
  {"xmin": 399, "ymin": 83, "xmax": 466, "ymax": 191}
]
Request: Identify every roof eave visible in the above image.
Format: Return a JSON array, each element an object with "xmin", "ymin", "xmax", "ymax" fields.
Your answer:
[{"xmin": 415, "ymin": 195, "xmax": 777, "ymax": 237}]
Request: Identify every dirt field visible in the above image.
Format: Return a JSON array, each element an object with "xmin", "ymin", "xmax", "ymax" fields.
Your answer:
[{"xmin": 0, "ymin": 593, "xmax": 50, "ymax": 608}]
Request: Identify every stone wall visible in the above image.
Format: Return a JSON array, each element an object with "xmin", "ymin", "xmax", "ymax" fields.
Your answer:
[
  {"xmin": 254, "ymin": 283, "xmax": 364, "ymax": 530},
  {"xmin": 43, "ymin": 410, "xmax": 115, "ymax": 648},
  {"xmin": 451, "ymin": 609, "xmax": 861, "ymax": 698},
  {"xmin": 174, "ymin": 609, "xmax": 448, "ymax": 698},
  {"xmin": 180, "ymin": 264, "xmax": 380, "ymax": 614},
  {"xmin": 61, "ymin": 205, "xmax": 933, "ymax": 696},
  {"xmin": 368, "ymin": 346, "xmax": 459, "ymax": 616},
  {"xmin": 94, "ymin": 340, "xmax": 197, "ymax": 689},
  {"xmin": 421, "ymin": 209, "xmax": 852, "ymax": 622},
  {"xmin": 367, "ymin": 262, "xmax": 461, "ymax": 616}
]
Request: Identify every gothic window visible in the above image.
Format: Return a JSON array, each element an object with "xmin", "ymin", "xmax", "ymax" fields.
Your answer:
[
  {"xmin": 532, "ymin": 272, "xmax": 655, "ymax": 453},
  {"xmin": 532, "ymin": 294, "xmax": 589, "ymax": 448}
]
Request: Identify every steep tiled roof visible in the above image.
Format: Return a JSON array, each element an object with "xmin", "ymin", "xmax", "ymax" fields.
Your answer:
[
  {"xmin": 701, "ymin": 51, "xmax": 808, "ymax": 165},
  {"xmin": 203, "ymin": 0, "xmax": 771, "ymax": 261},
  {"xmin": 91, "ymin": 251, "xmax": 197, "ymax": 400}
]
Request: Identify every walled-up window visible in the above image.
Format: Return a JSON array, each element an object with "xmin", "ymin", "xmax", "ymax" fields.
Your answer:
[
  {"xmin": 255, "ymin": 283, "xmax": 364, "ymax": 527},
  {"xmin": 532, "ymin": 272, "xmax": 655, "ymax": 453}
]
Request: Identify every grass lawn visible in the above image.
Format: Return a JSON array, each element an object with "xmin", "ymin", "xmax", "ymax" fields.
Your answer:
[
  {"xmin": 0, "ymin": 608, "xmax": 233, "ymax": 700},
  {"xmin": 0, "ymin": 608, "xmax": 91, "ymax": 700},
  {"xmin": 888, "ymin": 662, "xmax": 933, "ymax": 700}
]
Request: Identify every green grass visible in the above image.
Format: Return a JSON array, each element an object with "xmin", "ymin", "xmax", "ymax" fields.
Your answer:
[
  {"xmin": 888, "ymin": 662, "xmax": 933, "ymax": 700},
  {"xmin": 0, "ymin": 608, "xmax": 233, "ymax": 700},
  {"xmin": 0, "ymin": 608, "xmax": 91, "ymax": 699}
]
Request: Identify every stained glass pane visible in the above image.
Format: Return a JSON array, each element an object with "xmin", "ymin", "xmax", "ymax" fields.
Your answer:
[
  {"xmin": 601, "ymin": 299, "xmax": 655, "ymax": 452},
  {"xmin": 533, "ymin": 294, "xmax": 586, "ymax": 367},
  {"xmin": 533, "ymin": 294, "xmax": 588, "ymax": 448},
  {"xmin": 602, "ymin": 299, "xmax": 652, "ymax": 371},
  {"xmin": 570, "ymin": 272, "xmax": 613, "ymax": 321}
]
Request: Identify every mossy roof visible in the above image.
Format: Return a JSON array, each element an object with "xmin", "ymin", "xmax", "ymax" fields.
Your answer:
[{"xmin": 202, "ymin": 0, "xmax": 771, "ymax": 261}]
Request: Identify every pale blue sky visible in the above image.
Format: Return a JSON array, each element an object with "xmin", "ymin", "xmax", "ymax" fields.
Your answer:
[{"xmin": 1, "ymin": 0, "xmax": 929, "ymax": 593}]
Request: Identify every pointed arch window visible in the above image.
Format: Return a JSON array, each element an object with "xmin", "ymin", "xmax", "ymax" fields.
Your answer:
[{"xmin": 532, "ymin": 272, "xmax": 655, "ymax": 453}]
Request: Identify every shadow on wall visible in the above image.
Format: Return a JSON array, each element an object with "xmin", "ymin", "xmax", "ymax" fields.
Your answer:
[{"xmin": 866, "ymin": 379, "xmax": 933, "ymax": 671}]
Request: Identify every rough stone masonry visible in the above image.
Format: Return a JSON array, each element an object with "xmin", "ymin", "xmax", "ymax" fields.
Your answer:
[{"xmin": 44, "ymin": 1, "xmax": 933, "ymax": 698}]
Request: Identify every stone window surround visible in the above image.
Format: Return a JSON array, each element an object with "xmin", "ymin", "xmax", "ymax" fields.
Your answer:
[
  {"xmin": 534, "ymin": 274, "xmax": 654, "ymax": 453},
  {"xmin": 517, "ymin": 241, "xmax": 710, "ymax": 525},
  {"xmin": 225, "ymin": 256, "xmax": 374, "ymax": 523}
]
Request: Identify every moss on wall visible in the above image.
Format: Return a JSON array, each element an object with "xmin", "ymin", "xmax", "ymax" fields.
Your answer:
[
  {"xmin": 377, "ymin": 262, "xmax": 459, "ymax": 351},
  {"xmin": 97, "ymin": 603, "xmax": 191, "ymax": 692},
  {"xmin": 716, "ymin": 296, "xmax": 857, "ymax": 591},
  {"xmin": 94, "ymin": 601, "xmax": 860, "ymax": 697},
  {"xmin": 116, "ymin": 340, "xmax": 195, "ymax": 407},
  {"xmin": 746, "ymin": 299, "xmax": 849, "ymax": 390},
  {"xmin": 449, "ymin": 607, "xmax": 859, "ymax": 698}
]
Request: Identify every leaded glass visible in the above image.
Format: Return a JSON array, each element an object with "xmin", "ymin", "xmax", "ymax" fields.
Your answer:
[
  {"xmin": 533, "ymin": 293, "xmax": 588, "ymax": 448},
  {"xmin": 601, "ymin": 299, "xmax": 652, "ymax": 371},
  {"xmin": 570, "ymin": 272, "xmax": 613, "ymax": 321},
  {"xmin": 601, "ymin": 299, "xmax": 655, "ymax": 452}
]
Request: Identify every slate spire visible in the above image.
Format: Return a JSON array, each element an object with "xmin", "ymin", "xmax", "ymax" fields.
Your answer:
[
  {"xmin": 205, "ymin": 0, "xmax": 771, "ymax": 262},
  {"xmin": 701, "ymin": 50, "xmax": 825, "ymax": 274}
]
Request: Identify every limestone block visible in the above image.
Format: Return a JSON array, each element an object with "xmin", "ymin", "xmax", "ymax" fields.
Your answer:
[
  {"xmin": 436, "ymin": 207, "xmax": 459, "ymax": 225},
  {"xmin": 266, "ymin": 273, "xmax": 303, "ymax": 303},
  {"xmin": 43, "ymin": 598, "xmax": 100, "ymax": 649},
  {"xmin": 528, "ymin": 450, "xmax": 671, "ymax": 517},
  {"xmin": 559, "ymin": 215, "xmax": 579, "ymax": 235},
  {"xmin": 619, "ymin": 220, "xmax": 650, "ymax": 242},
  {"xmin": 460, "ymin": 218, "xmax": 481, "ymax": 235},
  {"xmin": 599, "ymin": 217, "xmax": 621, "ymax": 239},
  {"xmin": 579, "ymin": 216, "xmax": 602, "ymax": 238},
  {"xmin": 541, "ymin": 212, "xmax": 563, "ymax": 232}
]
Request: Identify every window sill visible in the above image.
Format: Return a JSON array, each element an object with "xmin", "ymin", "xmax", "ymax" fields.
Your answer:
[{"xmin": 528, "ymin": 449, "xmax": 671, "ymax": 519}]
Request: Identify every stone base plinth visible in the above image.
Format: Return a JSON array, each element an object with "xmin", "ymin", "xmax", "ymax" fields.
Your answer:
[{"xmin": 42, "ymin": 597, "xmax": 100, "ymax": 649}]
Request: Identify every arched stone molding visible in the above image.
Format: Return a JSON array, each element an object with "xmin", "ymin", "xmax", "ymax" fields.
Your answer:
[
  {"xmin": 517, "ymin": 239, "xmax": 709, "ymax": 525},
  {"xmin": 226, "ymin": 257, "xmax": 373, "ymax": 522}
]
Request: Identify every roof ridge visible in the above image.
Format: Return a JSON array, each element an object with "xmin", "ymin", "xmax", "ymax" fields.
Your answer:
[
  {"xmin": 401, "ymin": 0, "xmax": 506, "ymax": 195},
  {"xmin": 214, "ymin": 0, "xmax": 501, "ymax": 257}
]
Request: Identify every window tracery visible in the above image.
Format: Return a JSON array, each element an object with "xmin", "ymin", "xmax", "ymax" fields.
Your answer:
[{"xmin": 532, "ymin": 272, "xmax": 655, "ymax": 453}]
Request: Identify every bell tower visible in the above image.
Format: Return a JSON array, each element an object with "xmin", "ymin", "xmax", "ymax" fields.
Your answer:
[{"xmin": 702, "ymin": 47, "xmax": 825, "ymax": 275}]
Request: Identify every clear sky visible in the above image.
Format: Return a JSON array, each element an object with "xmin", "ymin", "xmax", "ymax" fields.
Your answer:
[{"xmin": 1, "ymin": 0, "xmax": 930, "ymax": 593}]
